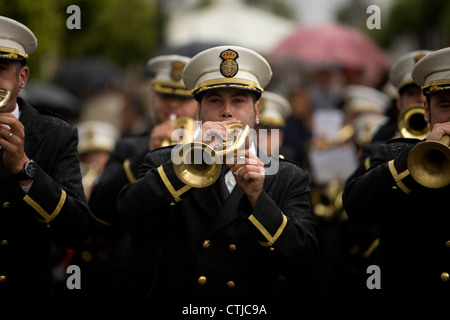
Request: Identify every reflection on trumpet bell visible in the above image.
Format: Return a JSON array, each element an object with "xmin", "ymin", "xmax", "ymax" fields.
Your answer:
[
  {"xmin": 397, "ymin": 104, "xmax": 430, "ymax": 139},
  {"xmin": 161, "ymin": 117, "xmax": 195, "ymax": 147},
  {"xmin": 173, "ymin": 123, "xmax": 249, "ymax": 188},
  {"xmin": 0, "ymin": 88, "xmax": 11, "ymax": 110},
  {"xmin": 312, "ymin": 179, "xmax": 347, "ymax": 222},
  {"xmin": 407, "ymin": 135, "xmax": 450, "ymax": 188}
]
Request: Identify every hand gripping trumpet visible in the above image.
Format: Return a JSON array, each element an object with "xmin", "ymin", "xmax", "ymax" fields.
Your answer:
[
  {"xmin": 172, "ymin": 123, "xmax": 250, "ymax": 188},
  {"xmin": 407, "ymin": 135, "xmax": 450, "ymax": 188}
]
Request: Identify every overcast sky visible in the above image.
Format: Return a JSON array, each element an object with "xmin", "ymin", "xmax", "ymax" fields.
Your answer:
[
  {"xmin": 285, "ymin": 0, "xmax": 393, "ymax": 24},
  {"xmin": 285, "ymin": 0, "xmax": 350, "ymax": 24}
]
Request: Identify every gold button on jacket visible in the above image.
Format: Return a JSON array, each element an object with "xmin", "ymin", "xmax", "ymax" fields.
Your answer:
[{"xmin": 203, "ymin": 240, "xmax": 211, "ymax": 249}]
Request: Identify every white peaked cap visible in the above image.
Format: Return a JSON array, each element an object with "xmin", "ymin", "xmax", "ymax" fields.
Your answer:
[
  {"xmin": 0, "ymin": 16, "xmax": 37, "ymax": 60},
  {"xmin": 183, "ymin": 45, "xmax": 272, "ymax": 100}
]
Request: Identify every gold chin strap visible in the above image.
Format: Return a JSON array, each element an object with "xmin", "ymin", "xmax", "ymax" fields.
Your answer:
[{"xmin": 0, "ymin": 45, "xmax": 27, "ymax": 59}]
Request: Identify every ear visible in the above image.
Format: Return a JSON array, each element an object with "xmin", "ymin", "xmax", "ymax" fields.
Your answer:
[
  {"xmin": 254, "ymin": 99, "xmax": 260, "ymax": 122},
  {"xmin": 395, "ymin": 97, "xmax": 402, "ymax": 113},
  {"xmin": 19, "ymin": 66, "xmax": 29, "ymax": 88}
]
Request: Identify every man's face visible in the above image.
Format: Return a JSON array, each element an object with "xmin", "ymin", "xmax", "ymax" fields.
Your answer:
[
  {"xmin": 152, "ymin": 93, "xmax": 198, "ymax": 122},
  {"xmin": 0, "ymin": 60, "xmax": 27, "ymax": 113},
  {"xmin": 397, "ymin": 84, "xmax": 426, "ymax": 112},
  {"xmin": 425, "ymin": 90, "xmax": 450, "ymax": 128},
  {"xmin": 198, "ymin": 87, "xmax": 259, "ymax": 128}
]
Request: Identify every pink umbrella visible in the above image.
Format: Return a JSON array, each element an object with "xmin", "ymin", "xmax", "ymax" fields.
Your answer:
[{"xmin": 270, "ymin": 23, "xmax": 390, "ymax": 86}]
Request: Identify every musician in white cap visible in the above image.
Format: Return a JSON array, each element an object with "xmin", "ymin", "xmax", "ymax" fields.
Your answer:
[
  {"xmin": 88, "ymin": 54, "xmax": 198, "ymax": 299},
  {"xmin": 90, "ymin": 55, "xmax": 197, "ymax": 215},
  {"xmin": 77, "ymin": 120, "xmax": 120, "ymax": 200},
  {"xmin": 348, "ymin": 50, "xmax": 432, "ymax": 176},
  {"xmin": 255, "ymin": 90, "xmax": 291, "ymax": 156},
  {"xmin": 147, "ymin": 55, "xmax": 198, "ymax": 150},
  {"xmin": 117, "ymin": 45, "xmax": 318, "ymax": 301},
  {"xmin": 0, "ymin": 16, "xmax": 89, "ymax": 299},
  {"xmin": 371, "ymin": 50, "xmax": 431, "ymax": 143},
  {"xmin": 343, "ymin": 47, "xmax": 450, "ymax": 301},
  {"xmin": 336, "ymin": 51, "xmax": 433, "ymax": 303}
]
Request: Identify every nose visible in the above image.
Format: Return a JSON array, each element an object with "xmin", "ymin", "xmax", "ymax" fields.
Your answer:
[
  {"xmin": 221, "ymin": 102, "xmax": 233, "ymax": 118},
  {"xmin": 164, "ymin": 97, "xmax": 182, "ymax": 115}
]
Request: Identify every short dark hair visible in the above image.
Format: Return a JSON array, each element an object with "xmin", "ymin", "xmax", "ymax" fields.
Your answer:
[
  {"xmin": 197, "ymin": 89, "xmax": 259, "ymax": 104},
  {"xmin": 398, "ymin": 83, "xmax": 419, "ymax": 96},
  {"xmin": 0, "ymin": 58, "xmax": 27, "ymax": 71},
  {"xmin": 426, "ymin": 94, "xmax": 431, "ymax": 107}
]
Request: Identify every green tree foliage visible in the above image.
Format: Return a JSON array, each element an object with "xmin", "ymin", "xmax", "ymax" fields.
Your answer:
[
  {"xmin": 0, "ymin": 0, "xmax": 160, "ymax": 79},
  {"xmin": 62, "ymin": 0, "xmax": 160, "ymax": 65},
  {"xmin": 338, "ymin": 0, "xmax": 450, "ymax": 51},
  {"xmin": 375, "ymin": 0, "xmax": 450, "ymax": 49}
]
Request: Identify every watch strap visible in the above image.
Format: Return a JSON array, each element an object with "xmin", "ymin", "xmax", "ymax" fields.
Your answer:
[{"xmin": 12, "ymin": 160, "xmax": 36, "ymax": 181}]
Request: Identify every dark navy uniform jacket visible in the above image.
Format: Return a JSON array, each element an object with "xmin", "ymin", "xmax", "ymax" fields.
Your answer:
[
  {"xmin": 117, "ymin": 145, "xmax": 318, "ymax": 301},
  {"xmin": 0, "ymin": 98, "xmax": 90, "ymax": 299},
  {"xmin": 343, "ymin": 138, "xmax": 450, "ymax": 301}
]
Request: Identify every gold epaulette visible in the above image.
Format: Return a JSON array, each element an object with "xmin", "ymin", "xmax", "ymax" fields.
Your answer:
[{"xmin": 157, "ymin": 165, "xmax": 191, "ymax": 202}]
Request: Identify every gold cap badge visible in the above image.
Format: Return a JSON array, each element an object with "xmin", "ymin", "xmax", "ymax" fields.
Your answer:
[
  {"xmin": 220, "ymin": 49, "xmax": 239, "ymax": 78},
  {"xmin": 171, "ymin": 61, "xmax": 184, "ymax": 81}
]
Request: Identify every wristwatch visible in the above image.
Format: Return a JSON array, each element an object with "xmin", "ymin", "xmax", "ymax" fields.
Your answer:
[{"xmin": 13, "ymin": 160, "xmax": 37, "ymax": 180}]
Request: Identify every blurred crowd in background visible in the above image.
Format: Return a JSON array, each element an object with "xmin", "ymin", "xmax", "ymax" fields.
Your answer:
[{"xmin": 2, "ymin": 0, "xmax": 449, "ymax": 300}]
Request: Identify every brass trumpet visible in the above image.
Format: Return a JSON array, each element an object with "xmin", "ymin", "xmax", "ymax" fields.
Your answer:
[
  {"xmin": 312, "ymin": 179, "xmax": 346, "ymax": 221},
  {"xmin": 407, "ymin": 135, "xmax": 450, "ymax": 188},
  {"xmin": 0, "ymin": 88, "xmax": 11, "ymax": 110},
  {"xmin": 397, "ymin": 104, "xmax": 430, "ymax": 139},
  {"xmin": 173, "ymin": 123, "xmax": 250, "ymax": 188},
  {"xmin": 161, "ymin": 115, "xmax": 195, "ymax": 147}
]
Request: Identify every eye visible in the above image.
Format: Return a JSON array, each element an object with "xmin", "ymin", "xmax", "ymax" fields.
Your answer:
[
  {"xmin": 208, "ymin": 97, "xmax": 221, "ymax": 104},
  {"xmin": 233, "ymin": 97, "xmax": 246, "ymax": 104}
]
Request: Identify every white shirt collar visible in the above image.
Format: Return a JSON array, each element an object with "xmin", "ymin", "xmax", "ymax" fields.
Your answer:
[{"xmin": 12, "ymin": 103, "xmax": 20, "ymax": 119}]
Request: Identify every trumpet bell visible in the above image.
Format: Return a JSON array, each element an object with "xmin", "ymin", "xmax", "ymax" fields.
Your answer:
[
  {"xmin": 172, "ymin": 123, "xmax": 249, "ymax": 188},
  {"xmin": 0, "ymin": 88, "xmax": 11, "ymax": 110},
  {"xmin": 407, "ymin": 136, "xmax": 450, "ymax": 188},
  {"xmin": 398, "ymin": 104, "xmax": 430, "ymax": 139},
  {"xmin": 173, "ymin": 142, "xmax": 221, "ymax": 188}
]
